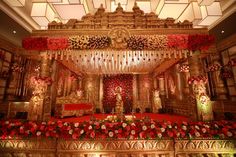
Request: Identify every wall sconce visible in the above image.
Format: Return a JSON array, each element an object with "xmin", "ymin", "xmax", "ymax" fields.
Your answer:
[{"xmin": 198, "ymin": 2, "xmax": 222, "ymax": 26}]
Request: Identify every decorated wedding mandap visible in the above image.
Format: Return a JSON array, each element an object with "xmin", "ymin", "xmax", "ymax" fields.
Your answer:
[{"xmin": 0, "ymin": 3, "xmax": 236, "ymax": 157}]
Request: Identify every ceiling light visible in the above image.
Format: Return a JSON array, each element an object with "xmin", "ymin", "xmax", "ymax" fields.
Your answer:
[
  {"xmin": 68, "ymin": 0, "xmax": 80, "ymax": 4},
  {"xmin": 31, "ymin": 3, "xmax": 55, "ymax": 27},
  {"xmin": 197, "ymin": 0, "xmax": 214, "ymax": 6},
  {"xmin": 53, "ymin": 4, "xmax": 86, "ymax": 20},
  {"xmin": 156, "ymin": 0, "xmax": 188, "ymax": 19},
  {"xmin": 115, "ymin": 0, "xmax": 127, "ymax": 5},
  {"xmin": 3, "ymin": 0, "xmax": 25, "ymax": 7},
  {"xmin": 13, "ymin": 30, "xmax": 17, "ymax": 34},
  {"xmin": 47, "ymin": 0, "xmax": 62, "ymax": 3},
  {"xmin": 221, "ymin": 30, "xmax": 224, "ymax": 34},
  {"xmin": 198, "ymin": 2, "xmax": 222, "ymax": 26},
  {"xmin": 136, "ymin": 1, "xmax": 151, "ymax": 13},
  {"xmin": 178, "ymin": 2, "xmax": 202, "ymax": 26}
]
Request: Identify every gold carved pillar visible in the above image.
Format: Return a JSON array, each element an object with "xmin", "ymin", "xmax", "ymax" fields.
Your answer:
[
  {"xmin": 132, "ymin": 74, "xmax": 138, "ymax": 111},
  {"xmin": 188, "ymin": 54, "xmax": 213, "ymax": 121},
  {"xmin": 99, "ymin": 75, "xmax": 103, "ymax": 112},
  {"xmin": 28, "ymin": 54, "xmax": 52, "ymax": 121},
  {"xmin": 175, "ymin": 64, "xmax": 183, "ymax": 100}
]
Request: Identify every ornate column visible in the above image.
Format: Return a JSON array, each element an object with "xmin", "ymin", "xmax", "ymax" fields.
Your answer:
[
  {"xmin": 175, "ymin": 64, "xmax": 183, "ymax": 100},
  {"xmin": 188, "ymin": 54, "xmax": 213, "ymax": 121},
  {"xmin": 99, "ymin": 75, "xmax": 103, "ymax": 112},
  {"xmin": 28, "ymin": 54, "xmax": 52, "ymax": 121},
  {"xmin": 132, "ymin": 74, "xmax": 138, "ymax": 111}
]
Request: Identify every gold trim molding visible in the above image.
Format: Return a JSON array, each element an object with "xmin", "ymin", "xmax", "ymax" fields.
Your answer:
[{"xmin": 0, "ymin": 139, "xmax": 235, "ymax": 157}]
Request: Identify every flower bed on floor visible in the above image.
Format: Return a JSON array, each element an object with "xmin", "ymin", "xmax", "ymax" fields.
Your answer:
[{"xmin": 0, "ymin": 119, "xmax": 235, "ymax": 140}]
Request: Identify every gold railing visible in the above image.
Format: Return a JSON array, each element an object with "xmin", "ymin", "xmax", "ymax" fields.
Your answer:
[{"xmin": 0, "ymin": 139, "xmax": 235, "ymax": 157}]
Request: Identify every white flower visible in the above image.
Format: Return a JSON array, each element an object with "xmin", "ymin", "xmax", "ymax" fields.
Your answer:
[
  {"xmin": 157, "ymin": 133, "xmax": 162, "ymax": 138},
  {"xmin": 168, "ymin": 125, "xmax": 172, "ymax": 129},
  {"xmin": 227, "ymin": 131, "xmax": 233, "ymax": 137},
  {"xmin": 64, "ymin": 122, "xmax": 68, "ymax": 126},
  {"xmin": 204, "ymin": 124, "xmax": 210, "ymax": 128},
  {"xmin": 174, "ymin": 126, "xmax": 178, "ymax": 129},
  {"xmin": 101, "ymin": 125, "xmax": 106, "ymax": 129},
  {"xmin": 5, "ymin": 121, "xmax": 9, "ymax": 124},
  {"xmin": 69, "ymin": 129, "xmax": 73, "ymax": 135},
  {"xmin": 10, "ymin": 123, "xmax": 15, "ymax": 127},
  {"xmin": 176, "ymin": 132, "xmax": 180, "ymax": 137},
  {"xmin": 20, "ymin": 126, "xmax": 24, "ymax": 130},
  {"xmin": 122, "ymin": 123, "xmax": 127, "ymax": 128},
  {"xmin": 202, "ymin": 128, "xmax": 207, "ymax": 133},
  {"xmin": 214, "ymin": 124, "xmax": 219, "ymax": 128},
  {"xmin": 74, "ymin": 123, "xmax": 79, "ymax": 128},
  {"xmin": 131, "ymin": 123, "xmax": 136, "ymax": 126},
  {"xmin": 195, "ymin": 125, "xmax": 200, "ymax": 130},
  {"xmin": 182, "ymin": 125, "xmax": 187, "ymax": 130},
  {"xmin": 88, "ymin": 125, "xmax": 93, "ymax": 130},
  {"xmin": 151, "ymin": 124, "xmax": 155, "ymax": 129},
  {"xmin": 109, "ymin": 131, "xmax": 114, "ymax": 137},
  {"xmin": 195, "ymin": 132, "xmax": 200, "ymax": 137},
  {"xmin": 42, "ymin": 122, "xmax": 46, "ymax": 125},
  {"xmin": 36, "ymin": 131, "xmax": 41, "ymax": 136},
  {"xmin": 161, "ymin": 128, "xmax": 165, "ymax": 133},
  {"xmin": 80, "ymin": 129, "xmax": 84, "ymax": 134},
  {"xmin": 142, "ymin": 126, "xmax": 147, "ymax": 131},
  {"xmin": 115, "ymin": 130, "xmax": 118, "ymax": 134},
  {"xmin": 131, "ymin": 130, "xmax": 136, "ymax": 135},
  {"xmin": 26, "ymin": 130, "xmax": 30, "ymax": 134}
]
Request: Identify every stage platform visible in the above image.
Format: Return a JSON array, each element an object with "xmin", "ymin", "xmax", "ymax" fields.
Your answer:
[{"xmin": 51, "ymin": 113, "xmax": 189, "ymax": 123}]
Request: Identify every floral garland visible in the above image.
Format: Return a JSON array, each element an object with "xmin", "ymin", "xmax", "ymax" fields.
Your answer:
[
  {"xmin": 228, "ymin": 58, "xmax": 236, "ymax": 67},
  {"xmin": 207, "ymin": 63, "xmax": 222, "ymax": 72},
  {"xmin": 22, "ymin": 34, "xmax": 214, "ymax": 52},
  {"xmin": 12, "ymin": 63, "xmax": 24, "ymax": 73},
  {"xmin": 220, "ymin": 67, "xmax": 233, "ymax": 79},
  {"xmin": 22, "ymin": 37, "xmax": 48, "ymax": 51},
  {"xmin": 30, "ymin": 76, "xmax": 53, "ymax": 87},
  {"xmin": 167, "ymin": 34, "xmax": 188, "ymax": 50},
  {"xmin": 47, "ymin": 37, "xmax": 68, "ymax": 50},
  {"xmin": 187, "ymin": 34, "xmax": 215, "ymax": 51},
  {"xmin": 179, "ymin": 64, "xmax": 189, "ymax": 73},
  {"xmin": 188, "ymin": 75, "xmax": 208, "ymax": 85},
  {"xmin": 126, "ymin": 35, "xmax": 147, "ymax": 50},
  {"xmin": 68, "ymin": 35, "xmax": 111, "ymax": 50},
  {"xmin": 0, "ymin": 120, "xmax": 235, "ymax": 140}
]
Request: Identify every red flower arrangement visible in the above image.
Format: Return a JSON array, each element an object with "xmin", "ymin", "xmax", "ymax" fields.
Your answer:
[
  {"xmin": 0, "ymin": 120, "xmax": 235, "ymax": 140},
  {"xmin": 47, "ymin": 37, "xmax": 68, "ymax": 50},
  {"xmin": 188, "ymin": 34, "xmax": 215, "ymax": 51},
  {"xmin": 167, "ymin": 34, "xmax": 188, "ymax": 50},
  {"xmin": 22, "ymin": 37, "xmax": 48, "ymax": 51},
  {"xmin": 188, "ymin": 75, "xmax": 208, "ymax": 85}
]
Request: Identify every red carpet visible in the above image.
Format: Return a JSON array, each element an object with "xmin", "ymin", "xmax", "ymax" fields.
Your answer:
[{"xmin": 51, "ymin": 113, "xmax": 189, "ymax": 123}]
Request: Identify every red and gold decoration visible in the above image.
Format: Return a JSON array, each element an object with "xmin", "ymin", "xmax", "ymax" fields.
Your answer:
[
  {"xmin": 228, "ymin": 58, "xmax": 236, "ymax": 67},
  {"xmin": 0, "ymin": 119, "xmax": 235, "ymax": 140},
  {"xmin": 207, "ymin": 63, "xmax": 222, "ymax": 72},
  {"xmin": 103, "ymin": 75, "xmax": 133, "ymax": 113},
  {"xmin": 22, "ymin": 34, "xmax": 214, "ymax": 52}
]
